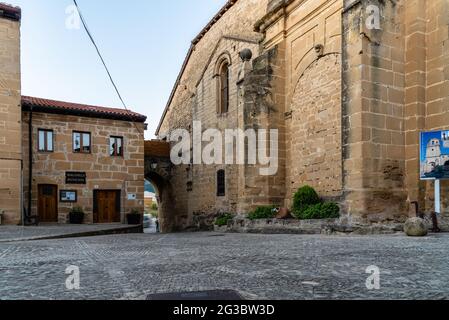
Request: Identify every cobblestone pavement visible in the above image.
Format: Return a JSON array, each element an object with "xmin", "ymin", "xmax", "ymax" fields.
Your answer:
[
  {"xmin": 0, "ymin": 225, "xmax": 137, "ymax": 243},
  {"xmin": 0, "ymin": 232, "xmax": 448, "ymax": 300}
]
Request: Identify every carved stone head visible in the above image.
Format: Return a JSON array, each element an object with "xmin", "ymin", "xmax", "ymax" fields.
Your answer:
[{"xmin": 314, "ymin": 44, "xmax": 324, "ymax": 57}]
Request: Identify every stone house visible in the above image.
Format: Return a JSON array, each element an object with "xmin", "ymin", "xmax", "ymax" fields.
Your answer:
[
  {"xmin": 0, "ymin": 4, "xmax": 146, "ymax": 225},
  {"xmin": 155, "ymin": 0, "xmax": 449, "ymax": 231}
]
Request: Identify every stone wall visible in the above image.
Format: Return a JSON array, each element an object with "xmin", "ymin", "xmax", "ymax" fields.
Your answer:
[
  {"xmin": 157, "ymin": 0, "xmax": 270, "ymax": 230},
  {"xmin": 287, "ymin": 54, "xmax": 342, "ymax": 200},
  {"xmin": 22, "ymin": 112, "xmax": 145, "ymax": 224},
  {"xmin": 261, "ymin": 0, "xmax": 344, "ymax": 206},
  {"xmin": 0, "ymin": 11, "xmax": 21, "ymax": 225},
  {"xmin": 188, "ymin": 37, "xmax": 260, "ymax": 222},
  {"xmin": 157, "ymin": 0, "xmax": 449, "ymax": 230}
]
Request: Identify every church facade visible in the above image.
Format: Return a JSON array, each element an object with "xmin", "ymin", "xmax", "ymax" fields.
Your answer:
[{"xmin": 156, "ymin": 0, "xmax": 449, "ymax": 231}]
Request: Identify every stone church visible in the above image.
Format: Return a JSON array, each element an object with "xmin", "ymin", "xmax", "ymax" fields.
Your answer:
[{"xmin": 155, "ymin": 0, "xmax": 449, "ymax": 231}]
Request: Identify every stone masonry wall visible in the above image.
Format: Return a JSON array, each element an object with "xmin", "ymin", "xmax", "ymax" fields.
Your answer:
[
  {"xmin": 261, "ymin": 0, "xmax": 344, "ymax": 207},
  {"xmin": 342, "ymin": 0, "xmax": 408, "ymax": 223},
  {"xmin": 287, "ymin": 54, "xmax": 342, "ymax": 201},
  {"xmin": 185, "ymin": 37, "xmax": 261, "ymax": 227},
  {"xmin": 22, "ymin": 112, "xmax": 145, "ymax": 224},
  {"xmin": 0, "ymin": 14, "xmax": 21, "ymax": 225},
  {"xmin": 157, "ymin": 0, "xmax": 269, "ymax": 230}
]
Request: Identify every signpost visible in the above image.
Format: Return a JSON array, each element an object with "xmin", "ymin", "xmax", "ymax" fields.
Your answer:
[{"xmin": 420, "ymin": 130, "xmax": 449, "ymax": 214}]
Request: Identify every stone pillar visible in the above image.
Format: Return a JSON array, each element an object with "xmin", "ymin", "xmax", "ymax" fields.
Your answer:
[
  {"xmin": 404, "ymin": 0, "xmax": 427, "ymax": 210},
  {"xmin": 0, "ymin": 5, "xmax": 22, "ymax": 225},
  {"xmin": 238, "ymin": 44, "xmax": 287, "ymax": 214},
  {"xmin": 342, "ymin": 0, "xmax": 408, "ymax": 224}
]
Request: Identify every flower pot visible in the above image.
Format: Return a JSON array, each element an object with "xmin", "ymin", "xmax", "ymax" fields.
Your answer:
[
  {"xmin": 69, "ymin": 212, "xmax": 84, "ymax": 224},
  {"xmin": 127, "ymin": 213, "xmax": 142, "ymax": 225}
]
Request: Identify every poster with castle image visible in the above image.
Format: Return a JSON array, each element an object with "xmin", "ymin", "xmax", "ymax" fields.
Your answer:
[{"xmin": 420, "ymin": 130, "xmax": 449, "ymax": 180}]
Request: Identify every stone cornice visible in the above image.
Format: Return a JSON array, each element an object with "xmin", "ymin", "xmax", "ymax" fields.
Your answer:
[
  {"xmin": 0, "ymin": 3, "xmax": 21, "ymax": 21},
  {"xmin": 254, "ymin": 0, "xmax": 295, "ymax": 33}
]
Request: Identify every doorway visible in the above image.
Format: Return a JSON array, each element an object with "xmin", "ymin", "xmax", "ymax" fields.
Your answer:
[
  {"xmin": 93, "ymin": 190, "xmax": 121, "ymax": 223},
  {"xmin": 38, "ymin": 184, "xmax": 58, "ymax": 223}
]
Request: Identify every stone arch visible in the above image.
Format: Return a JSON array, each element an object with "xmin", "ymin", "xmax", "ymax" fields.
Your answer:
[
  {"xmin": 213, "ymin": 51, "xmax": 233, "ymax": 76},
  {"xmin": 145, "ymin": 170, "xmax": 175, "ymax": 233},
  {"xmin": 214, "ymin": 52, "xmax": 232, "ymax": 114},
  {"xmin": 286, "ymin": 53, "xmax": 343, "ymax": 203},
  {"xmin": 292, "ymin": 52, "xmax": 341, "ymax": 99}
]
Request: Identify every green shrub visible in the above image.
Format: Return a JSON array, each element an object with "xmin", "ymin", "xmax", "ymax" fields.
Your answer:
[
  {"xmin": 292, "ymin": 185, "xmax": 321, "ymax": 214},
  {"xmin": 296, "ymin": 202, "xmax": 340, "ymax": 220},
  {"xmin": 248, "ymin": 206, "xmax": 277, "ymax": 220},
  {"xmin": 215, "ymin": 213, "xmax": 234, "ymax": 226},
  {"xmin": 151, "ymin": 203, "xmax": 158, "ymax": 211}
]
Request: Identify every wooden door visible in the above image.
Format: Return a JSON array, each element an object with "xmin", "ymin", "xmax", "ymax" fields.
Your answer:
[
  {"xmin": 94, "ymin": 190, "xmax": 120, "ymax": 223},
  {"xmin": 38, "ymin": 185, "xmax": 58, "ymax": 223}
]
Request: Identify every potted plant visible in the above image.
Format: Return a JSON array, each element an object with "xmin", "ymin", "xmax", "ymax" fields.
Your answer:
[
  {"xmin": 69, "ymin": 207, "xmax": 85, "ymax": 224},
  {"xmin": 127, "ymin": 209, "xmax": 142, "ymax": 225}
]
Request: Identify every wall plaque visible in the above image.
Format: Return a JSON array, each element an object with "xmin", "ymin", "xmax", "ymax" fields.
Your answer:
[{"xmin": 66, "ymin": 172, "xmax": 87, "ymax": 184}]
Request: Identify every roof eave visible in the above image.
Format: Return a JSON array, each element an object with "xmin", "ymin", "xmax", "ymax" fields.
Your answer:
[
  {"xmin": 155, "ymin": 0, "xmax": 240, "ymax": 136},
  {"xmin": 22, "ymin": 102, "xmax": 147, "ymax": 123}
]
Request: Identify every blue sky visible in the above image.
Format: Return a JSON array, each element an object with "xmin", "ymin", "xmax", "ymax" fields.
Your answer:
[{"xmin": 13, "ymin": 0, "xmax": 225, "ymax": 139}]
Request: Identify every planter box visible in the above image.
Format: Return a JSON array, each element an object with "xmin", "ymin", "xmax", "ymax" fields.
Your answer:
[
  {"xmin": 69, "ymin": 213, "xmax": 84, "ymax": 224},
  {"xmin": 127, "ymin": 214, "xmax": 142, "ymax": 225},
  {"xmin": 214, "ymin": 217, "xmax": 405, "ymax": 235}
]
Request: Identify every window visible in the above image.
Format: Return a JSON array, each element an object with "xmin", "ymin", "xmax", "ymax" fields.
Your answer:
[
  {"xmin": 218, "ymin": 61, "xmax": 229, "ymax": 114},
  {"xmin": 73, "ymin": 131, "xmax": 91, "ymax": 153},
  {"xmin": 217, "ymin": 170, "xmax": 225, "ymax": 197},
  {"xmin": 38, "ymin": 129, "xmax": 54, "ymax": 152},
  {"xmin": 110, "ymin": 136, "xmax": 124, "ymax": 157}
]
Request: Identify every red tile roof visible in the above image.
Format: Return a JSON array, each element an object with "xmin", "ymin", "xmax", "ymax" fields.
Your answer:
[
  {"xmin": 0, "ymin": 2, "xmax": 21, "ymax": 21},
  {"xmin": 21, "ymin": 96, "xmax": 147, "ymax": 123}
]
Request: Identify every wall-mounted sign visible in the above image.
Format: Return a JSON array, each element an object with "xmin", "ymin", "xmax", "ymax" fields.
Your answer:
[
  {"xmin": 66, "ymin": 172, "xmax": 87, "ymax": 184},
  {"xmin": 60, "ymin": 190, "xmax": 77, "ymax": 203},
  {"xmin": 420, "ymin": 131, "xmax": 449, "ymax": 180},
  {"xmin": 127, "ymin": 193, "xmax": 137, "ymax": 200}
]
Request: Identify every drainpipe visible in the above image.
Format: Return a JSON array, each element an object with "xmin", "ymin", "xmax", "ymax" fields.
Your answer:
[{"xmin": 27, "ymin": 106, "xmax": 33, "ymax": 224}]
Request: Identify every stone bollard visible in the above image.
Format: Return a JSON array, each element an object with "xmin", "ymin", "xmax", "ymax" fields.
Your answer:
[{"xmin": 404, "ymin": 218, "xmax": 428, "ymax": 237}]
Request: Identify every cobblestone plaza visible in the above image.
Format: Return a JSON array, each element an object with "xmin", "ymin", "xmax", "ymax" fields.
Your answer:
[{"xmin": 1, "ymin": 232, "xmax": 448, "ymax": 300}]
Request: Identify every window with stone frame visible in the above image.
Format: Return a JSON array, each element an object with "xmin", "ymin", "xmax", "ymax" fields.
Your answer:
[
  {"xmin": 38, "ymin": 129, "xmax": 54, "ymax": 152},
  {"xmin": 217, "ymin": 169, "xmax": 226, "ymax": 197},
  {"xmin": 217, "ymin": 60, "xmax": 230, "ymax": 114},
  {"xmin": 109, "ymin": 136, "xmax": 124, "ymax": 157},
  {"xmin": 73, "ymin": 131, "xmax": 91, "ymax": 154}
]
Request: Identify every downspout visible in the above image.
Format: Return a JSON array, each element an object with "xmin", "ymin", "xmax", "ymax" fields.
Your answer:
[{"xmin": 27, "ymin": 106, "xmax": 33, "ymax": 224}]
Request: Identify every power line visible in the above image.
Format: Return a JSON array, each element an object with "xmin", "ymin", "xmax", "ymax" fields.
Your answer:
[{"xmin": 72, "ymin": 0, "xmax": 144, "ymax": 136}]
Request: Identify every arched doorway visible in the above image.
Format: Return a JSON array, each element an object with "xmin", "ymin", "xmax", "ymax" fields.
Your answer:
[
  {"xmin": 144, "ymin": 140, "xmax": 176, "ymax": 232},
  {"xmin": 145, "ymin": 171, "xmax": 176, "ymax": 233},
  {"xmin": 144, "ymin": 179, "xmax": 158, "ymax": 233}
]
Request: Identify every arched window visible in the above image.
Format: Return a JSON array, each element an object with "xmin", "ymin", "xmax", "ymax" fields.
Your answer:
[
  {"xmin": 217, "ymin": 170, "xmax": 226, "ymax": 197},
  {"xmin": 217, "ymin": 61, "xmax": 229, "ymax": 114}
]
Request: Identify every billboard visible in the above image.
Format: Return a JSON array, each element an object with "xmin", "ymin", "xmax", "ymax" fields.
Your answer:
[{"xmin": 420, "ymin": 130, "xmax": 449, "ymax": 180}]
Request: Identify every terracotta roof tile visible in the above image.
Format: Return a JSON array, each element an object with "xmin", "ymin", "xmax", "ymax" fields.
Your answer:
[{"xmin": 21, "ymin": 96, "xmax": 147, "ymax": 123}]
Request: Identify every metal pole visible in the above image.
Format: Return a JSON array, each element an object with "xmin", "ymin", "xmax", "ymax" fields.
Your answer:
[{"xmin": 435, "ymin": 179, "xmax": 441, "ymax": 214}]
